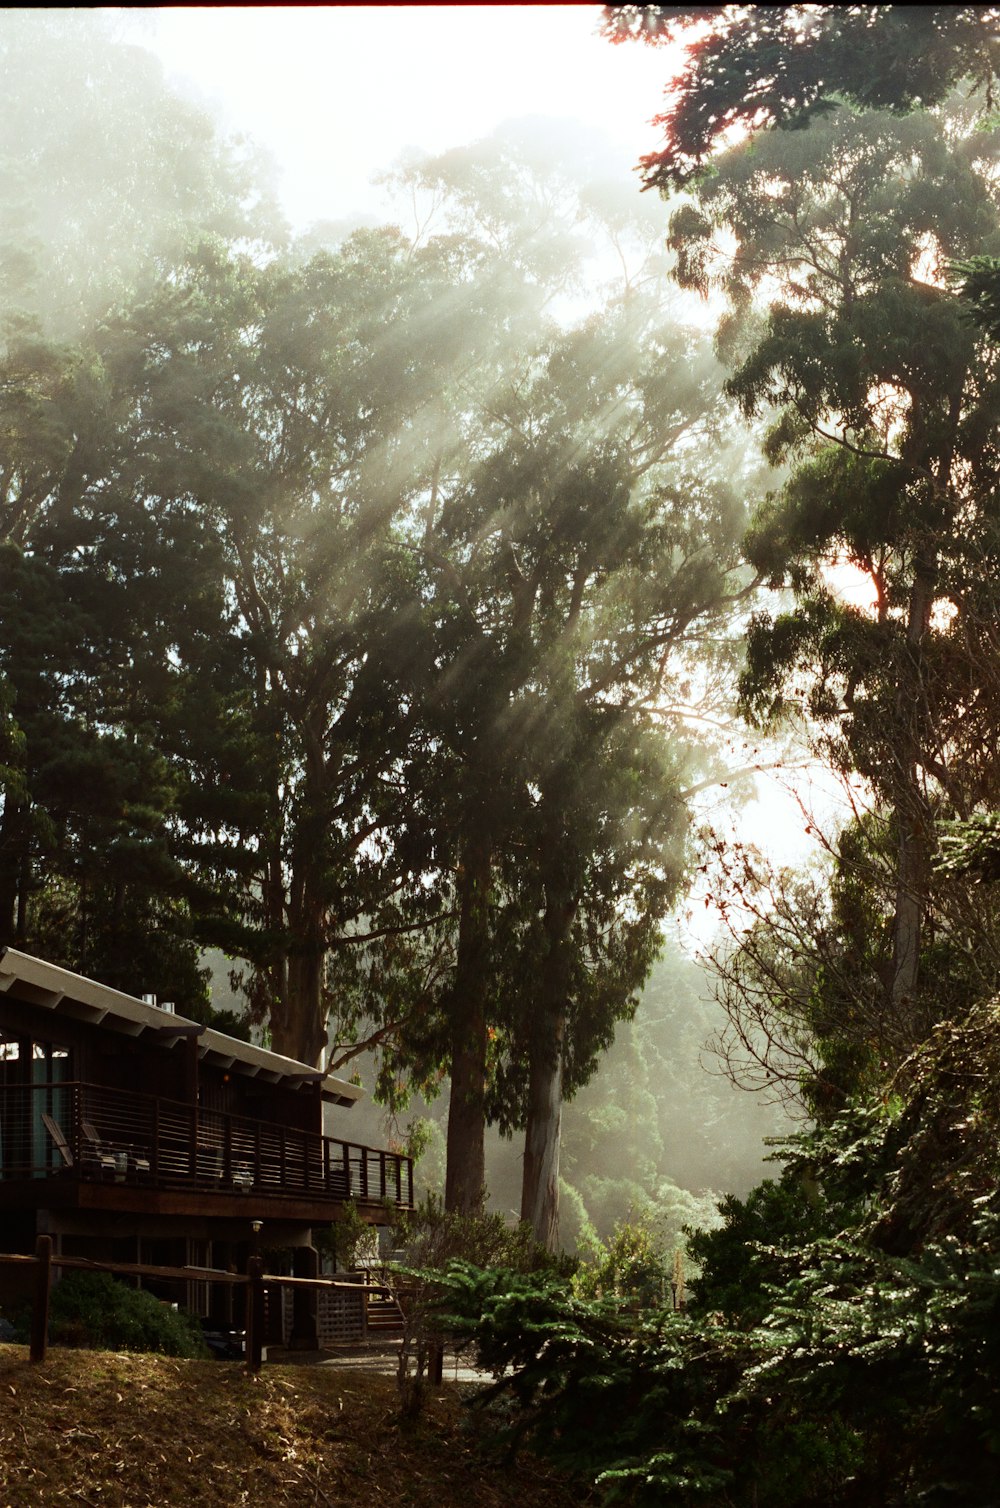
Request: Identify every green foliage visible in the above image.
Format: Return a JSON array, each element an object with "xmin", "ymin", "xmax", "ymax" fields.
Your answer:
[
  {"xmin": 606, "ymin": 5, "xmax": 1000, "ymax": 191},
  {"xmin": 686, "ymin": 1177, "xmax": 826, "ymax": 1326},
  {"xmin": 935, "ymin": 810, "xmax": 1000, "ymax": 881},
  {"xmin": 388, "ymin": 1193, "xmax": 572, "ymax": 1279},
  {"xmin": 437, "ymin": 1023, "xmax": 1000, "ymax": 1502},
  {"xmin": 669, "ymin": 82, "xmax": 1000, "ymax": 1104},
  {"xmin": 559, "ymin": 945, "xmax": 784, "ymax": 1243},
  {"xmin": 573, "ymin": 1211, "xmax": 672, "ymax": 1306},
  {"xmin": 11, "ymin": 1273, "xmax": 209, "ymax": 1359},
  {"xmin": 953, "ymin": 253, "xmax": 1000, "ymax": 339}
]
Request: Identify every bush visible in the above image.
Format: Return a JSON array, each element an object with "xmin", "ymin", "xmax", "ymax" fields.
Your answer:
[
  {"xmin": 432, "ymin": 1017, "xmax": 1000, "ymax": 1507},
  {"xmin": 384, "ymin": 1196, "xmax": 574, "ymax": 1417},
  {"xmin": 12, "ymin": 1272, "xmax": 209, "ymax": 1358},
  {"xmin": 389, "ymin": 1193, "xmax": 575, "ymax": 1278},
  {"xmin": 573, "ymin": 1211, "xmax": 670, "ymax": 1306}
]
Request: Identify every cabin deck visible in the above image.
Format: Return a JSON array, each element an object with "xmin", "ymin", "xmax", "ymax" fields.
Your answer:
[{"xmin": 0, "ymin": 1079, "xmax": 413, "ymax": 1223}]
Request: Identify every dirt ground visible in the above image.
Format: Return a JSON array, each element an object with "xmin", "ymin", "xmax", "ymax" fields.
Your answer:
[{"xmin": 0, "ymin": 1343, "xmax": 582, "ymax": 1508}]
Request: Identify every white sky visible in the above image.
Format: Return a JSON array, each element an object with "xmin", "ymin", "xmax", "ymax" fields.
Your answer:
[{"xmin": 140, "ymin": 5, "xmax": 673, "ymax": 229}]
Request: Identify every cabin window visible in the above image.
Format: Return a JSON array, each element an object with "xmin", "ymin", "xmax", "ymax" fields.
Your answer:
[
  {"xmin": 30, "ymin": 1043, "xmax": 71, "ymax": 1174},
  {"xmin": 0, "ymin": 1035, "xmax": 19, "ymax": 1175}
]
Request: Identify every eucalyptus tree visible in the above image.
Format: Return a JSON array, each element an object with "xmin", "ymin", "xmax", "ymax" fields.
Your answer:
[
  {"xmin": 0, "ymin": 11, "xmax": 280, "ymax": 1004},
  {"xmin": 664, "ymin": 98, "xmax": 1000, "ymax": 1073},
  {"xmin": 356, "ymin": 138, "xmax": 753, "ymax": 1230},
  {"xmin": 603, "ymin": 4, "xmax": 1000, "ymax": 190},
  {"xmin": 0, "ymin": 234, "xmax": 268, "ymax": 1007},
  {"xmin": 0, "ymin": 9, "xmax": 279, "ymax": 340},
  {"xmin": 471, "ymin": 305, "xmax": 747, "ymax": 1241}
]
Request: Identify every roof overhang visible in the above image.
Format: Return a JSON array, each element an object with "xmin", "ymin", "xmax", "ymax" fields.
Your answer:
[{"xmin": 0, "ymin": 948, "xmax": 362, "ymax": 1107}]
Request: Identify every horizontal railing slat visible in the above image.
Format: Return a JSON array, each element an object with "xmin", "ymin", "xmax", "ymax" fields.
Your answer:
[{"xmin": 0, "ymin": 1080, "xmax": 412, "ymax": 1207}]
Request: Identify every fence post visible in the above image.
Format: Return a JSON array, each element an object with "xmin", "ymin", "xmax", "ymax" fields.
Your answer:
[
  {"xmin": 30, "ymin": 1234, "xmax": 52, "ymax": 1364},
  {"xmin": 246, "ymin": 1257, "xmax": 265, "ymax": 1376}
]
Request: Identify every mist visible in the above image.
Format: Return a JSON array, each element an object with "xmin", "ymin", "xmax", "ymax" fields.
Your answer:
[{"xmin": 1, "ymin": 8, "xmax": 793, "ymax": 1256}]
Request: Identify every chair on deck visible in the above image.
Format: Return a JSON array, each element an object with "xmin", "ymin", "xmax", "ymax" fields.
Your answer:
[
  {"xmin": 41, "ymin": 1112, "xmax": 75, "ymax": 1172},
  {"xmin": 79, "ymin": 1119, "xmax": 119, "ymax": 1180},
  {"xmin": 232, "ymin": 1162, "xmax": 254, "ymax": 1192},
  {"xmin": 80, "ymin": 1117, "xmax": 152, "ymax": 1182},
  {"xmin": 328, "ymin": 1165, "xmax": 352, "ymax": 1198}
]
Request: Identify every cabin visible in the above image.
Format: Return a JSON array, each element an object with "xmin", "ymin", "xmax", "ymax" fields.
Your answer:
[{"xmin": 0, "ymin": 948, "xmax": 413, "ymax": 1344}]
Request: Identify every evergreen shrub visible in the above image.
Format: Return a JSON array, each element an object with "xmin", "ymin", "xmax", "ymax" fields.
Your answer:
[{"xmin": 12, "ymin": 1272, "xmax": 209, "ymax": 1358}]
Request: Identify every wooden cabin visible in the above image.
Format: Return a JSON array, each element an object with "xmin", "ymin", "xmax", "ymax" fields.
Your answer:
[{"xmin": 0, "ymin": 948, "xmax": 413, "ymax": 1342}]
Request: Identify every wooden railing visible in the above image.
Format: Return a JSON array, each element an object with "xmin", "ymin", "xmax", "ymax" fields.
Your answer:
[
  {"xmin": 1, "ymin": 1239, "xmax": 416, "ymax": 1375},
  {"xmin": 0, "ymin": 1080, "xmax": 413, "ymax": 1209}
]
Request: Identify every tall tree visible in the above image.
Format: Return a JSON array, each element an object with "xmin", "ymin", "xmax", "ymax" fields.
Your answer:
[
  {"xmin": 0, "ymin": 11, "xmax": 282, "ymax": 1005},
  {"xmin": 666, "ymin": 96, "xmax": 1000, "ymax": 1068},
  {"xmin": 358, "ymin": 141, "xmax": 753, "ymax": 1230}
]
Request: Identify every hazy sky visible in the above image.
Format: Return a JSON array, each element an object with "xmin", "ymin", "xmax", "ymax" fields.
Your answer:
[{"xmin": 141, "ymin": 5, "xmax": 672, "ymax": 230}]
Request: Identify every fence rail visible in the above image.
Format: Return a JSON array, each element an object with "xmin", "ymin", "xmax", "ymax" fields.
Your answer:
[
  {"xmin": 0, "ymin": 1080, "xmax": 413, "ymax": 1208},
  {"xmin": 0, "ymin": 1242, "xmax": 412, "ymax": 1375}
]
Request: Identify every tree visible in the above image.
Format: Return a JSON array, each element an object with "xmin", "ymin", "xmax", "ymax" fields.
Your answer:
[
  {"xmin": 663, "ymin": 97, "xmax": 1000, "ymax": 1078},
  {"xmin": 0, "ymin": 10, "xmax": 279, "ymax": 339},
  {"xmin": 602, "ymin": 5, "xmax": 1000, "ymax": 190},
  {"xmin": 0, "ymin": 12, "xmax": 281, "ymax": 1006},
  {"xmin": 409, "ymin": 179, "xmax": 750, "ymax": 1231},
  {"xmin": 304, "ymin": 133, "xmax": 756, "ymax": 1230}
]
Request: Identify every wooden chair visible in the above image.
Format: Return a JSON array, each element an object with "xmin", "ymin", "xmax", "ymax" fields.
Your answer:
[
  {"xmin": 81, "ymin": 1117, "xmax": 151, "ymax": 1181},
  {"xmin": 79, "ymin": 1119, "xmax": 120, "ymax": 1181},
  {"xmin": 41, "ymin": 1112, "xmax": 74, "ymax": 1171}
]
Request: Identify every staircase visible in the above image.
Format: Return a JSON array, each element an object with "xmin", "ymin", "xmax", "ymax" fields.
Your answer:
[{"xmin": 365, "ymin": 1285, "xmax": 406, "ymax": 1338}]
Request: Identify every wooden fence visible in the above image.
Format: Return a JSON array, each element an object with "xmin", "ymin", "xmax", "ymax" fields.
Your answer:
[{"xmin": 0, "ymin": 1236, "xmax": 409, "ymax": 1376}]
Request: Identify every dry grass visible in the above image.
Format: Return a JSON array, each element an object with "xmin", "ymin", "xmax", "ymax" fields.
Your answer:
[{"xmin": 0, "ymin": 1344, "xmax": 580, "ymax": 1508}]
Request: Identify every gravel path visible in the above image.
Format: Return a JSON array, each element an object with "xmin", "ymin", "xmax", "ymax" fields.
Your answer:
[{"xmin": 271, "ymin": 1339, "xmax": 494, "ymax": 1384}]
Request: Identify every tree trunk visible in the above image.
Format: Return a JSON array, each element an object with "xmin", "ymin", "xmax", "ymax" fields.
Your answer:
[
  {"xmin": 520, "ymin": 886, "xmax": 577, "ymax": 1250},
  {"xmin": 273, "ymin": 940, "xmax": 327, "ymax": 1067},
  {"xmin": 444, "ymin": 830, "xmax": 491, "ymax": 1213},
  {"xmin": 890, "ymin": 554, "xmax": 936, "ymax": 1019},
  {"xmin": 520, "ymin": 1005, "xmax": 566, "ymax": 1250},
  {"xmin": 0, "ymin": 795, "xmax": 28, "ymax": 948}
]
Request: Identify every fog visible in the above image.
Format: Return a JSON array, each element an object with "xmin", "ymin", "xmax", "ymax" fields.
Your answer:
[{"xmin": 1, "ymin": 9, "xmax": 793, "ymax": 1253}]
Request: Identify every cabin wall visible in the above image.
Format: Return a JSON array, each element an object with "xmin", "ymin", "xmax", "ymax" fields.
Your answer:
[{"xmin": 0, "ymin": 994, "xmax": 189, "ymax": 1099}]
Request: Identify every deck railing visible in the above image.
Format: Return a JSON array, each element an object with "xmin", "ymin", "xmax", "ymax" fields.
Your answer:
[{"xmin": 0, "ymin": 1080, "xmax": 413, "ymax": 1209}]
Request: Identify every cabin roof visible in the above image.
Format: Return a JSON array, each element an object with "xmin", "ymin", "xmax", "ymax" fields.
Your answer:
[{"xmin": 0, "ymin": 948, "xmax": 362, "ymax": 1107}]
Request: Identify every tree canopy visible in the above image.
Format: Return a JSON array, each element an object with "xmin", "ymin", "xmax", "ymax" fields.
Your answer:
[{"xmin": 602, "ymin": 4, "xmax": 1000, "ymax": 189}]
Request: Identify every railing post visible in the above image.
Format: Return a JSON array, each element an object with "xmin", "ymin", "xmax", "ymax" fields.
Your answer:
[
  {"xmin": 30, "ymin": 1234, "xmax": 52, "ymax": 1364},
  {"xmin": 72, "ymin": 1083, "xmax": 82, "ymax": 1166},
  {"xmin": 395, "ymin": 1156, "xmax": 402, "ymax": 1207},
  {"xmin": 246, "ymin": 1257, "xmax": 265, "ymax": 1376},
  {"xmin": 380, "ymin": 1150, "xmax": 386, "ymax": 1202}
]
